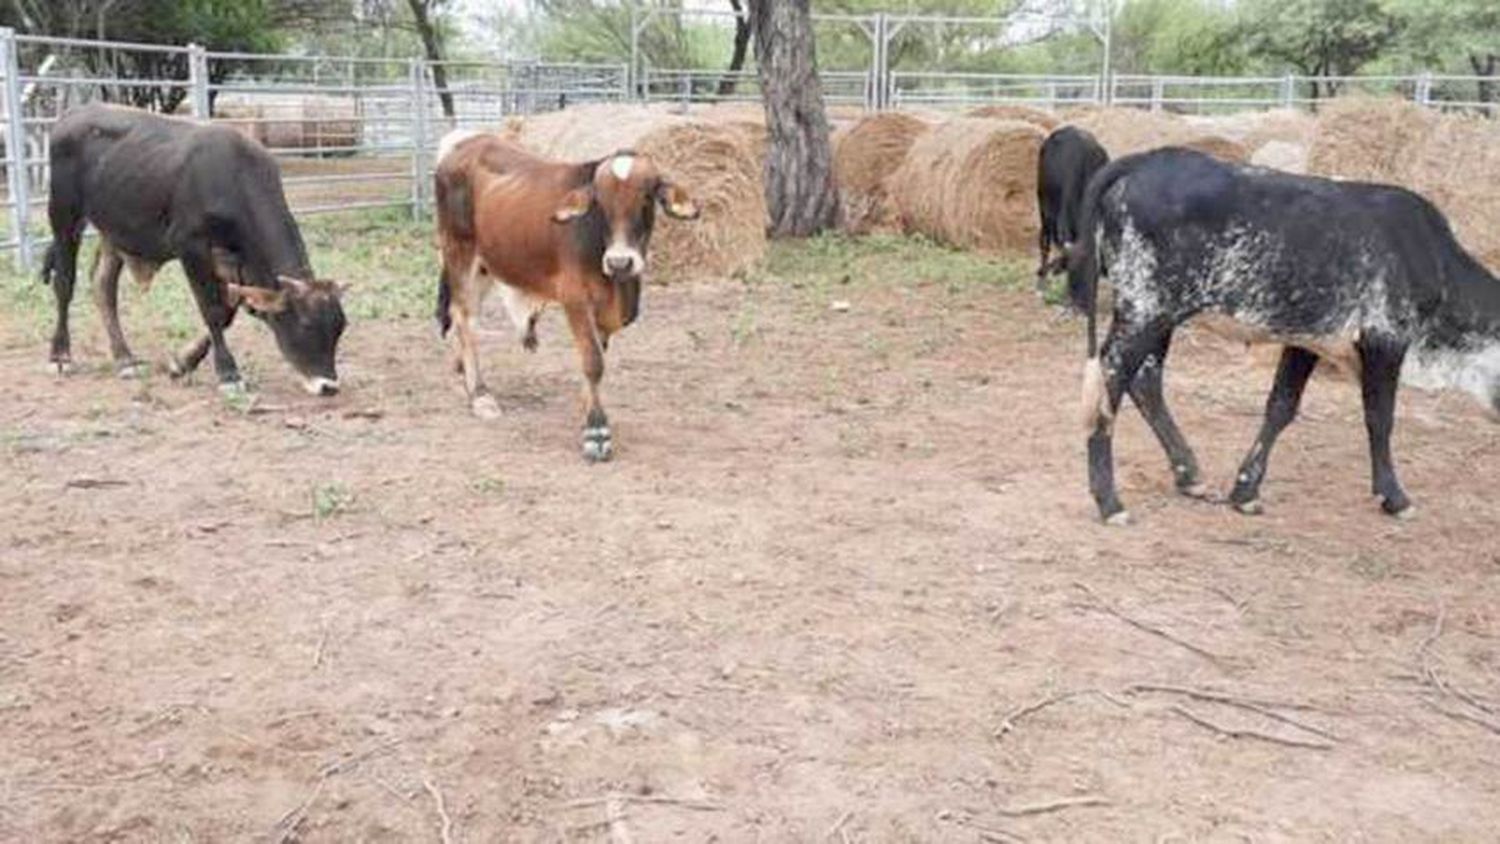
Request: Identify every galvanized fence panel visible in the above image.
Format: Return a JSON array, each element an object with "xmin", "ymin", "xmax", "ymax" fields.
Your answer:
[{"xmin": 1, "ymin": 24, "xmax": 1496, "ymax": 271}]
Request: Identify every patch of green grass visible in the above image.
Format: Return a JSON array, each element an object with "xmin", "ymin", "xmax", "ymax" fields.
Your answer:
[
  {"xmin": 0, "ymin": 209, "xmax": 437, "ymax": 338},
  {"xmin": 310, "ymin": 482, "xmax": 354, "ymax": 521},
  {"xmin": 752, "ymin": 231, "xmax": 1032, "ymax": 296},
  {"xmin": 471, "ymin": 475, "xmax": 505, "ymax": 496}
]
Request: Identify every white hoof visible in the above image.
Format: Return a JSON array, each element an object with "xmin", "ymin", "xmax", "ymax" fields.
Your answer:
[
  {"xmin": 1234, "ymin": 499, "xmax": 1263, "ymax": 516},
  {"xmin": 471, "ymin": 393, "xmax": 501, "ymax": 420},
  {"xmin": 1180, "ymin": 482, "xmax": 1210, "ymax": 499},
  {"xmin": 1393, "ymin": 505, "xmax": 1417, "ymax": 521},
  {"xmin": 582, "ymin": 426, "xmax": 614, "ymax": 463},
  {"xmin": 218, "ymin": 380, "xmax": 247, "ymax": 396},
  {"xmin": 116, "ymin": 361, "xmax": 146, "ymax": 380},
  {"xmin": 1104, "ymin": 511, "xmax": 1132, "ymax": 527},
  {"xmin": 48, "ymin": 360, "xmax": 75, "ymax": 376}
]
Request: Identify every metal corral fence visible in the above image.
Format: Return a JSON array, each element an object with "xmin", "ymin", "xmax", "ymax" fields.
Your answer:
[
  {"xmin": 2, "ymin": 18, "xmax": 1496, "ymax": 270},
  {"xmin": 0, "ymin": 28, "xmax": 627, "ymax": 270}
]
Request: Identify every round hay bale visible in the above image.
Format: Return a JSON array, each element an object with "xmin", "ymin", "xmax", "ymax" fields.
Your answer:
[
  {"xmin": 1250, "ymin": 140, "xmax": 1308, "ymax": 174},
  {"xmin": 888, "ymin": 117, "xmax": 1044, "ymax": 254},
  {"xmin": 833, "ymin": 111, "xmax": 933, "ymax": 234},
  {"xmin": 1309, "ymin": 97, "xmax": 1500, "ymax": 272},
  {"xmin": 964, "ymin": 104, "xmax": 1060, "ymax": 131},
  {"xmin": 505, "ymin": 104, "xmax": 767, "ymax": 283},
  {"xmin": 1067, "ymin": 108, "xmax": 1248, "ymax": 162},
  {"xmin": 691, "ymin": 103, "xmax": 769, "ymax": 164}
]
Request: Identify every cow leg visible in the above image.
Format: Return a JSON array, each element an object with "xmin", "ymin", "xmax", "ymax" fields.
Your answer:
[
  {"xmin": 1228, "ymin": 346, "xmax": 1319, "ymax": 514},
  {"xmin": 179, "ymin": 250, "xmax": 244, "ymax": 391},
  {"xmin": 1085, "ymin": 318, "xmax": 1169, "ymax": 525},
  {"xmin": 45, "ymin": 227, "xmax": 84, "ymax": 373},
  {"xmin": 89, "ymin": 240, "xmax": 142, "ymax": 377},
  {"xmin": 1036, "ymin": 227, "xmax": 1052, "ymax": 287},
  {"xmin": 167, "ymin": 334, "xmax": 212, "ymax": 379},
  {"xmin": 1357, "ymin": 337, "xmax": 1412, "ymax": 517},
  {"xmin": 564, "ymin": 302, "xmax": 611, "ymax": 463},
  {"xmin": 449, "ymin": 294, "xmax": 500, "ymax": 421},
  {"xmin": 1126, "ymin": 331, "xmax": 1205, "ymax": 497}
]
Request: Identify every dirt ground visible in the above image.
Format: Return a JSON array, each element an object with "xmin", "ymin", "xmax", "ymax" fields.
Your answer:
[{"xmin": 2, "ymin": 237, "xmax": 1499, "ymax": 842}]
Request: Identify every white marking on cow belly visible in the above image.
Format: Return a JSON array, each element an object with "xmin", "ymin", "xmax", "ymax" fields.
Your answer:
[
  {"xmin": 1403, "ymin": 340, "xmax": 1500, "ymax": 408},
  {"xmin": 1109, "ymin": 221, "xmax": 1161, "ymax": 323},
  {"xmin": 498, "ymin": 282, "xmax": 547, "ymax": 334},
  {"xmin": 610, "ymin": 155, "xmax": 635, "ymax": 181}
]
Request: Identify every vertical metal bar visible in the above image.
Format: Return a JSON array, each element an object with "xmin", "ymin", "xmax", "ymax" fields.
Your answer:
[
  {"xmin": 1151, "ymin": 77, "xmax": 1164, "ymax": 112},
  {"xmin": 1415, "ymin": 71, "xmax": 1432, "ymax": 107},
  {"xmin": 1099, "ymin": 0, "xmax": 1113, "ymax": 107},
  {"xmin": 188, "ymin": 43, "xmax": 211, "ymax": 118},
  {"xmin": 1282, "ymin": 73, "xmax": 1295, "ymax": 109},
  {"xmin": 2, "ymin": 27, "xmax": 33, "ymax": 270},
  {"xmin": 629, "ymin": 4, "xmax": 641, "ymax": 101},
  {"xmin": 410, "ymin": 60, "xmax": 427, "ymax": 221}
]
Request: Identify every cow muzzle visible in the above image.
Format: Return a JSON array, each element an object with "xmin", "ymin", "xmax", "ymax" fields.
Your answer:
[
  {"xmin": 303, "ymin": 376, "xmax": 340, "ymax": 397},
  {"xmin": 602, "ymin": 247, "xmax": 644, "ymax": 281}
]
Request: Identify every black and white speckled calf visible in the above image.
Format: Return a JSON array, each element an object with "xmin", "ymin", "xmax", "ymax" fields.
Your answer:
[{"xmin": 1070, "ymin": 148, "xmax": 1500, "ymax": 525}]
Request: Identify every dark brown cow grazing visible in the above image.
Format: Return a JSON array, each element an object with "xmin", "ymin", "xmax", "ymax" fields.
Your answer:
[{"xmin": 432, "ymin": 130, "xmax": 698, "ymax": 461}]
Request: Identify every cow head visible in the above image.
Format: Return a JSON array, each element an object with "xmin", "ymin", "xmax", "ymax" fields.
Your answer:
[
  {"xmin": 227, "ymin": 277, "xmax": 347, "ymax": 396},
  {"xmin": 551, "ymin": 151, "xmax": 699, "ymax": 284}
]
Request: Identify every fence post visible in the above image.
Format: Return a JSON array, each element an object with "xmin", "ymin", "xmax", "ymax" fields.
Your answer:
[
  {"xmin": 410, "ymin": 60, "xmax": 427, "ymax": 221},
  {"xmin": 1415, "ymin": 71, "xmax": 1432, "ymax": 107},
  {"xmin": 1, "ymin": 26, "xmax": 32, "ymax": 271},
  {"xmin": 187, "ymin": 43, "xmax": 210, "ymax": 118},
  {"xmin": 1281, "ymin": 73, "xmax": 1295, "ymax": 109},
  {"xmin": 1150, "ymin": 77, "xmax": 1164, "ymax": 112}
]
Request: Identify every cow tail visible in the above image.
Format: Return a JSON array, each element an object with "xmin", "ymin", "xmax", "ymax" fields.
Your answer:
[
  {"xmin": 433, "ymin": 162, "xmax": 473, "ymax": 339},
  {"xmin": 1070, "ymin": 162, "xmax": 1126, "ymax": 433},
  {"xmin": 435, "ymin": 268, "xmax": 453, "ymax": 337}
]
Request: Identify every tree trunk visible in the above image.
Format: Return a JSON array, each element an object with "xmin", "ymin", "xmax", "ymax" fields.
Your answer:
[
  {"xmin": 717, "ymin": 0, "xmax": 751, "ymax": 98},
  {"xmin": 405, "ymin": 0, "xmax": 455, "ymax": 119},
  {"xmin": 748, "ymin": 0, "xmax": 838, "ymax": 237},
  {"xmin": 1470, "ymin": 53, "xmax": 1497, "ymax": 109}
]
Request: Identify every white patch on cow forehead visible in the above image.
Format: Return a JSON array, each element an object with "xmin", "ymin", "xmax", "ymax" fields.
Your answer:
[{"xmin": 610, "ymin": 155, "xmax": 635, "ymax": 181}]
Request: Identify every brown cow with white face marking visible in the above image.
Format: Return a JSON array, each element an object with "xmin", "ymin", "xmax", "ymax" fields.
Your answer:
[{"xmin": 432, "ymin": 130, "xmax": 698, "ymax": 461}]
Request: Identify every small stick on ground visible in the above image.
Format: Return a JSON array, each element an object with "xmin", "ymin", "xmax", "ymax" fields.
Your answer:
[
  {"xmin": 423, "ymin": 775, "xmax": 455, "ymax": 844},
  {"xmin": 312, "ymin": 622, "xmax": 331, "ymax": 669},
  {"xmin": 992, "ymin": 795, "xmax": 1110, "ymax": 818},
  {"xmin": 1073, "ymin": 583, "xmax": 1227, "ymax": 666},
  {"xmin": 828, "ymin": 809, "xmax": 853, "ymax": 843},
  {"xmin": 1417, "ymin": 604, "xmax": 1500, "ymax": 720},
  {"xmin": 64, "ymin": 477, "xmax": 129, "ymax": 489},
  {"xmin": 1169, "ymin": 705, "xmax": 1334, "ymax": 750},
  {"xmin": 1125, "ymin": 683, "xmax": 1339, "ymax": 741},
  {"xmin": 1422, "ymin": 697, "xmax": 1500, "ymax": 735},
  {"xmin": 947, "ymin": 816, "xmax": 1026, "ymax": 843},
  {"xmin": 561, "ymin": 795, "xmax": 724, "ymax": 812},
  {"xmin": 272, "ymin": 779, "xmax": 327, "ymax": 843},
  {"xmin": 605, "ymin": 795, "xmax": 633, "ymax": 844},
  {"xmin": 995, "ymin": 690, "xmax": 1124, "ymax": 738}
]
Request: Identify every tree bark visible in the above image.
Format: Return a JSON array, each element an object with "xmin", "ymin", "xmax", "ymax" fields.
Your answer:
[
  {"xmin": 405, "ymin": 0, "xmax": 455, "ymax": 119},
  {"xmin": 717, "ymin": 0, "xmax": 751, "ymax": 98},
  {"xmin": 748, "ymin": 0, "xmax": 838, "ymax": 237}
]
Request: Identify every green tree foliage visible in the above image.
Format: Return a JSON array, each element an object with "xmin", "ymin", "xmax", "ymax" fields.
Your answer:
[
  {"xmin": 1237, "ymin": 0, "xmax": 1402, "ymax": 94},
  {"xmin": 1388, "ymin": 0, "xmax": 1498, "ymax": 103},
  {"xmin": 1112, "ymin": 0, "xmax": 1243, "ymax": 75}
]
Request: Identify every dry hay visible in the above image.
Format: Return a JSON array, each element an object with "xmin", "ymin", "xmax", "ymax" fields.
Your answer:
[
  {"xmin": 887, "ymin": 117, "xmax": 1044, "ymax": 254},
  {"xmin": 214, "ymin": 95, "xmax": 358, "ymax": 151},
  {"xmin": 833, "ymin": 112, "xmax": 933, "ymax": 234},
  {"xmin": 1065, "ymin": 107, "xmax": 1249, "ymax": 162},
  {"xmin": 495, "ymin": 104, "xmax": 766, "ymax": 283},
  {"xmin": 1250, "ymin": 140, "xmax": 1308, "ymax": 174},
  {"xmin": 1308, "ymin": 97, "xmax": 1500, "ymax": 272},
  {"xmin": 691, "ymin": 103, "xmax": 769, "ymax": 167},
  {"xmin": 964, "ymin": 104, "xmax": 1060, "ymax": 132}
]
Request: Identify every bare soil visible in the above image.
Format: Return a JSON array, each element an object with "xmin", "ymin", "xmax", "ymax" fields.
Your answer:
[{"xmin": 3, "ymin": 258, "xmax": 1499, "ymax": 842}]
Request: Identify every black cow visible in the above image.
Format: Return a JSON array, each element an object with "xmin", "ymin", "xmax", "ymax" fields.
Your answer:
[
  {"xmin": 43, "ymin": 103, "xmax": 347, "ymax": 395},
  {"xmin": 1036, "ymin": 125, "xmax": 1108, "ymax": 286},
  {"xmin": 1070, "ymin": 147, "xmax": 1500, "ymax": 524}
]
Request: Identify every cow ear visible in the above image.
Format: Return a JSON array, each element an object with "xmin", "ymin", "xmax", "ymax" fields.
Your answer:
[
  {"xmin": 276, "ymin": 275, "xmax": 312, "ymax": 296},
  {"xmin": 655, "ymin": 181, "xmax": 699, "ymax": 220},
  {"xmin": 226, "ymin": 283, "xmax": 288, "ymax": 314},
  {"xmin": 552, "ymin": 187, "xmax": 592, "ymax": 223}
]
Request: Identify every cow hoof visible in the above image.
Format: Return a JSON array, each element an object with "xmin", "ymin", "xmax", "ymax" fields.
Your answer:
[
  {"xmin": 1103, "ymin": 510, "xmax": 1132, "ymax": 527},
  {"xmin": 218, "ymin": 380, "xmax": 248, "ymax": 399},
  {"xmin": 521, "ymin": 332, "xmax": 538, "ymax": 353},
  {"xmin": 166, "ymin": 356, "xmax": 188, "ymax": 379},
  {"xmin": 471, "ymin": 394, "xmax": 501, "ymax": 420},
  {"xmin": 1384, "ymin": 500, "xmax": 1417, "ymax": 520},
  {"xmin": 582, "ymin": 426, "xmax": 614, "ymax": 463},
  {"xmin": 116, "ymin": 359, "xmax": 145, "ymax": 380},
  {"xmin": 48, "ymin": 358, "xmax": 75, "ymax": 376},
  {"xmin": 1233, "ymin": 499, "xmax": 1263, "ymax": 516}
]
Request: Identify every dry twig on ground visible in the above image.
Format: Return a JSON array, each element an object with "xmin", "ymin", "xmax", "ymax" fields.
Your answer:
[
  {"xmin": 1073, "ymin": 583, "xmax": 1229, "ymax": 666},
  {"xmin": 1168, "ymin": 705, "xmax": 1334, "ymax": 750},
  {"xmin": 423, "ymin": 775, "xmax": 455, "ymax": 844}
]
